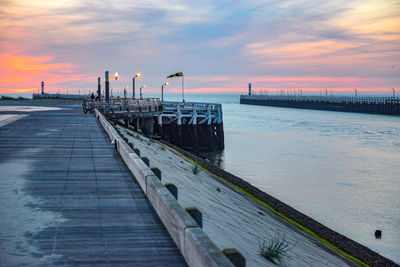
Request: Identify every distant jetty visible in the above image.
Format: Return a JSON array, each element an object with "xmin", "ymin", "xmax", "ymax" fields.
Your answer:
[
  {"xmin": 33, "ymin": 93, "xmax": 86, "ymax": 100},
  {"xmin": 240, "ymin": 95, "xmax": 400, "ymax": 116}
]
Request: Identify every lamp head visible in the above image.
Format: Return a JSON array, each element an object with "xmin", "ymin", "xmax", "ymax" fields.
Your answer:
[{"xmin": 135, "ymin": 73, "xmax": 141, "ymax": 78}]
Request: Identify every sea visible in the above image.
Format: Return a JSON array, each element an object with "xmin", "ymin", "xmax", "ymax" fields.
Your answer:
[{"xmin": 2, "ymin": 92, "xmax": 399, "ymax": 263}]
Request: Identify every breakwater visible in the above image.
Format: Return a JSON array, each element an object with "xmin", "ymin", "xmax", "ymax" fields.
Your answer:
[
  {"xmin": 33, "ymin": 93, "xmax": 86, "ymax": 100},
  {"xmin": 240, "ymin": 95, "xmax": 400, "ymax": 116}
]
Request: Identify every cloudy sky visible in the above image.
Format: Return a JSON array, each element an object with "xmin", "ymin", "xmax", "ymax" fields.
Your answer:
[{"xmin": 0, "ymin": 0, "xmax": 399, "ymax": 95}]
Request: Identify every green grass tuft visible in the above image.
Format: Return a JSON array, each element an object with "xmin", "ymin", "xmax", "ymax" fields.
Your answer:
[
  {"xmin": 191, "ymin": 164, "xmax": 200, "ymax": 175},
  {"xmin": 259, "ymin": 234, "xmax": 295, "ymax": 264}
]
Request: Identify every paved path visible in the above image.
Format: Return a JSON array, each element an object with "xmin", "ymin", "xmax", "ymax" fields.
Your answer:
[{"xmin": 0, "ymin": 104, "xmax": 186, "ymax": 266}]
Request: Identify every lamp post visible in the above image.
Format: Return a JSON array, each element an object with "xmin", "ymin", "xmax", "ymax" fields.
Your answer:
[
  {"xmin": 132, "ymin": 73, "xmax": 141, "ymax": 98},
  {"xmin": 392, "ymin": 88, "xmax": 395, "ymax": 97},
  {"xmin": 97, "ymin": 77, "xmax": 101, "ymax": 99},
  {"xmin": 140, "ymin": 85, "xmax": 146, "ymax": 99},
  {"xmin": 105, "ymin": 71, "xmax": 110, "ymax": 102},
  {"xmin": 354, "ymin": 88, "xmax": 357, "ymax": 97},
  {"xmin": 161, "ymin": 82, "xmax": 169, "ymax": 102}
]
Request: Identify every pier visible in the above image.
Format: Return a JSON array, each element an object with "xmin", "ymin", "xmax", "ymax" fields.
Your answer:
[
  {"xmin": 1, "ymin": 100, "xmax": 397, "ymax": 266},
  {"xmin": 0, "ymin": 104, "xmax": 186, "ymax": 266},
  {"xmin": 85, "ymin": 98, "xmax": 224, "ymax": 152},
  {"xmin": 240, "ymin": 95, "xmax": 400, "ymax": 116}
]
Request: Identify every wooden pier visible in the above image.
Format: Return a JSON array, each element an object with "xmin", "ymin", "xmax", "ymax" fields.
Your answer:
[
  {"xmin": 240, "ymin": 95, "xmax": 400, "ymax": 116},
  {"xmin": 86, "ymin": 98, "xmax": 225, "ymax": 152},
  {"xmin": 0, "ymin": 104, "xmax": 186, "ymax": 265}
]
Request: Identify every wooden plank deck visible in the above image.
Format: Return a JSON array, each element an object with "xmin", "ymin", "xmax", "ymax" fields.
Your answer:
[{"xmin": 0, "ymin": 104, "xmax": 186, "ymax": 266}]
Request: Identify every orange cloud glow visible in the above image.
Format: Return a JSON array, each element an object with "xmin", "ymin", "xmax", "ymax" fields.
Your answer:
[
  {"xmin": 169, "ymin": 87, "xmax": 246, "ymax": 93},
  {"xmin": 0, "ymin": 50, "xmax": 92, "ymax": 94}
]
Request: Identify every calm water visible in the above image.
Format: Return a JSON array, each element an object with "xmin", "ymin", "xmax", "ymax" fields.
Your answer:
[{"xmin": 4, "ymin": 92, "xmax": 400, "ymax": 262}]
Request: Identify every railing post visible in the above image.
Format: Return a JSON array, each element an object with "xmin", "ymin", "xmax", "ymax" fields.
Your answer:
[
  {"xmin": 223, "ymin": 248, "xmax": 246, "ymax": 267},
  {"xmin": 185, "ymin": 207, "xmax": 202, "ymax": 228},
  {"xmin": 165, "ymin": 183, "xmax": 178, "ymax": 199}
]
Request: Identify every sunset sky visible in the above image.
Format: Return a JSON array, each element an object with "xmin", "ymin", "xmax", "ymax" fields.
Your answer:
[{"xmin": 0, "ymin": 0, "xmax": 399, "ymax": 95}]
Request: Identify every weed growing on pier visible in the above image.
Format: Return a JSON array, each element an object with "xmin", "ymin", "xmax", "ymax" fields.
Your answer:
[
  {"xmin": 134, "ymin": 135, "xmax": 143, "ymax": 141},
  {"xmin": 192, "ymin": 164, "xmax": 201, "ymax": 175},
  {"xmin": 127, "ymin": 132, "xmax": 134, "ymax": 137},
  {"xmin": 259, "ymin": 234, "xmax": 295, "ymax": 264},
  {"xmin": 216, "ymin": 187, "xmax": 221, "ymax": 192}
]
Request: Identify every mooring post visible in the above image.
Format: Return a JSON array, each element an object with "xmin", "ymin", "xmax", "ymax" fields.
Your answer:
[{"xmin": 223, "ymin": 249, "xmax": 246, "ymax": 267}]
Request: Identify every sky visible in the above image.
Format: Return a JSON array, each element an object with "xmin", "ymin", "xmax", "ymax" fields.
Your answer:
[{"xmin": 0, "ymin": 0, "xmax": 399, "ymax": 96}]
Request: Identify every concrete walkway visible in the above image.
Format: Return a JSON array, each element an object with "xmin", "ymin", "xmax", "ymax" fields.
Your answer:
[{"xmin": 0, "ymin": 104, "xmax": 186, "ymax": 266}]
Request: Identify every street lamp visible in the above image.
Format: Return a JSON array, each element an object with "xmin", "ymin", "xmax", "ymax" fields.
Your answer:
[
  {"xmin": 354, "ymin": 88, "xmax": 357, "ymax": 97},
  {"xmin": 140, "ymin": 85, "xmax": 146, "ymax": 99},
  {"xmin": 133, "ymin": 73, "xmax": 141, "ymax": 98},
  {"xmin": 113, "ymin": 72, "xmax": 119, "ymax": 80},
  {"xmin": 161, "ymin": 82, "xmax": 169, "ymax": 102},
  {"xmin": 392, "ymin": 88, "xmax": 395, "ymax": 97}
]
